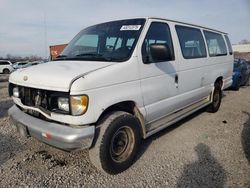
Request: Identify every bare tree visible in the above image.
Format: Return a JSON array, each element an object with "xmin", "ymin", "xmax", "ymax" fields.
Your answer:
[{"xmin": 4, "ymin": 54, "xmax": 44, "ymax": 62}]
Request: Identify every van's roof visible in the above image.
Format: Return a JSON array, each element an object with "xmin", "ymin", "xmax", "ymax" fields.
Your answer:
[
  {"xmin": 107, "ymin": 17, "xmax": 227, "ymax": 35},
  {"xmin": 146, "ymin": 17, "xmax": 227, "ymax": 34}
]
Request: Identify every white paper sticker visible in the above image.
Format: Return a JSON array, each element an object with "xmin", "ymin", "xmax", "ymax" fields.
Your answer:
[{"xmin": 120, "ymin": 25, "xmax": 141, "ymax": 31}]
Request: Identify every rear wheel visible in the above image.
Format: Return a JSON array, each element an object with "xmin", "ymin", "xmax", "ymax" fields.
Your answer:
[
  {"xmin": 89, "ymin": 111, "xmax": 141, "ymax": 174},
  {"xmin": 3, "ymin": 69, "xmax": 10, "ymax": 74},
  {"xmin": 207, "ymin": 84, "xmax": 222, "ymax": 113}
]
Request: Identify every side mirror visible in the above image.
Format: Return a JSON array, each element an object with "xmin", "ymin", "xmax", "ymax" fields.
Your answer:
[{"xmin": 149, "ymin": 44, "xmax": 173, "ymax": 63}]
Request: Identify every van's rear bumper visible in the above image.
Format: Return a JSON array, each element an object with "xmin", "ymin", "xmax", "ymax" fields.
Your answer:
[{"xmin": 8, "ymin": 105, "xmax": 95, "ymax": 151}]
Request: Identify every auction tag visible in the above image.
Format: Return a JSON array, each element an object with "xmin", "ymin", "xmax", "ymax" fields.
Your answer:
[{"xmin": 120, "ymin": 25, "xmax": 141, "ymax": 31}]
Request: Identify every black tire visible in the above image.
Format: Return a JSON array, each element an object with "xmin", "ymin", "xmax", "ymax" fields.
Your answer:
[
  {"xmin": 3, "ymin": 69, "xmax": 10, "ymax": 74},
  {"xmin": 89, "ymin": 111, "xmax": 141, "ymax": 174},
  {"xmin": 207, "ymin": 84, "xmax": 222, "ymax": 113}
]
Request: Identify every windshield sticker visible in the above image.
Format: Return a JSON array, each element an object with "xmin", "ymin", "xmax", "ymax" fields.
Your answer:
[{"xmin": 120, "ymin": 25, "xmax": 141, "ymax": 31}]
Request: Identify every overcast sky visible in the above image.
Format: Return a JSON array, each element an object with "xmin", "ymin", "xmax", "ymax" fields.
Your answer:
[{"xmin": 0, "ymin": 0, "xmax": 249, "ymax": 58}]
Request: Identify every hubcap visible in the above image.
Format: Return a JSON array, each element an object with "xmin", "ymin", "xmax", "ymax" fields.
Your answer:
[{"xmin": 110, "ymin": 126, "xmax": 135, "ymax": 163}]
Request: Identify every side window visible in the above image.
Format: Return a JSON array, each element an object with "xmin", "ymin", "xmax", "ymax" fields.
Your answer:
[
  {"xmin": 106, "ymin": 37, "xmax": 122, "ymax": 51},
  {"xmin": 224, "ymin": 35, "xmax": 233, "ymax": 55},
  {"xmin": 126, "ymin": 38, "xmax": 135, "ymax": 48},
  {"xmin": 105, "ymin": 37, "xmax": 133, "ymax": 52},
  {"xmin": 115, "ymin": 38, "xmax": 122, "ymax": 50},
  {"xmin": 106, "ymin": 37, "xmax": 117, "ymax": 50},
  {"xmin": 142, "ymin": 22, "xmax": 174, "ymax": 63},
  {"xmin": 0, "ymin": 61, "xmax": 9, "ymax": 65},
  {"xmin": 175, "ymin": 25, "xmax": 207, "ymax": 59},
  {"xmin": 204, "ymin": 31, "xmax": 227, "ymax": 56},
  {"xmin": 74, "ymin": 34, "xmax": 99, "ymax": 54}
]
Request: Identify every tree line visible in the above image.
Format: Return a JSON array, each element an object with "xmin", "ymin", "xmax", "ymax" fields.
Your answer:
[{"xmin": 0, "ymin": 54, "xmax": 47, "ymax": 63}]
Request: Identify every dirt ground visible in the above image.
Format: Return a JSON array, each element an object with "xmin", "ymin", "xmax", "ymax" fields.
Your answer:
[{"xmin": 0, "ymin": 73, "xmax": 250, "ymax": 187}]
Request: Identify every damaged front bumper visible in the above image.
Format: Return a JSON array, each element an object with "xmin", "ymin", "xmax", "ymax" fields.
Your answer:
[{"xmin": 8, "ymin": 105, "xmax": 95, "ymax": 151}]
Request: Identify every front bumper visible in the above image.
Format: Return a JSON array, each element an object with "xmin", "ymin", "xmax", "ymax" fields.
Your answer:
[{"xmin": 8, "ymin": 105, "xmax": 95, "ymax": 151}]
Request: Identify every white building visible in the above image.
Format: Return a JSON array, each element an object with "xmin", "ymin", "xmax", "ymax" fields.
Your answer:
[{"xmin": 232, "ymin": 44, "xmax": 250, "ymax": 53}]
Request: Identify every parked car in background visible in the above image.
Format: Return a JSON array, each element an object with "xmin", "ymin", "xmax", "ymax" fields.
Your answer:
[
  {"xmin": 22, "ymin": 61, "xmax": 44, "ymax": 68},
  {"xmin": 231, "ymin": 59, "xmax": 250, "ymax": 90},
  {"xmin": 13, "ymin": 61, "xmax": 29, "ymax": 69},
  {"xmin": 0, "ymin": 60, "xmax": 14, "ymax": 74}
]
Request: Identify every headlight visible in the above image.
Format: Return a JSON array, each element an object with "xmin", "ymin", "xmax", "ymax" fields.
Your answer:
[
  {"xmin": 58, "ymin": 97, "xmax": 69, "ymax": 112},
  {"xmin": 70, "ymin": 95, "xmax": 88, "ymax": 116},
  {"xmin": 13, "ymin": 87, "xmax": 19, "ymax": 98}
]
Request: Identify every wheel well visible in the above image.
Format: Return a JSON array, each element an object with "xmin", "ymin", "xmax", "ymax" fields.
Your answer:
[
  {"xmin": 97, "ymin": 101, "xmax": 146, "ymax": 137},
  {"xmin": 215, "ymin": 76, "xmax": 223, "ymax": 88}
]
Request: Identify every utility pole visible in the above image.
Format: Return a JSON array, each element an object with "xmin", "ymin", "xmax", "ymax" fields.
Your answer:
[{"xmin": 43, "ymin": 9, "xmax": 48, "ymax": 59}]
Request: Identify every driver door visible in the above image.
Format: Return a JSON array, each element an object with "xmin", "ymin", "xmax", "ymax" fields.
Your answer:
[{"xmin": 138, "ymin": 21, "xmax": 180, "ymax": 131}]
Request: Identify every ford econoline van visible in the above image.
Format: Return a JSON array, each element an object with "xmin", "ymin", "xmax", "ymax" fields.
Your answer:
[{"xmin": 8, "ymin": 17, "xmax": 233, "ymax": 174}]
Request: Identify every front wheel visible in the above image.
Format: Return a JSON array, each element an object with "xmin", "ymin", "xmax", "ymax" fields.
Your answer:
[
  {"xmin": 207, "ymin": 85, "xmax": 222, "ymax": 113},
  {"xmin": 89, "ymin": 111, "xmax": 141, "ymax": 174},
  {"xmin": 3, "ymin": 69, "xmax": 10, "ymax": 74}
]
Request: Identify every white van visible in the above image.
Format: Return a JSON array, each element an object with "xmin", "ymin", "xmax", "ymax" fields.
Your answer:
[
  {"xmin": 0, "ymin": 60, "xmax": 13, "ymax": 74},
  {"xmin": 8, "ymin": 17, "xmax": 233, "ymax": 174}
]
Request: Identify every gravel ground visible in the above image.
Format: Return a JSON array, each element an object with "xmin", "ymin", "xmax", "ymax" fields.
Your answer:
[{"xmin": 0, "ymin": 73, "xmax": 250, "ymax": 187}]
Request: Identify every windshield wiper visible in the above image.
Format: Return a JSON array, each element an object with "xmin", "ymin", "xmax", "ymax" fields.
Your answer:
[
  {"xmin": 56, "ymin": 55, "xmax": 67, "ymax": 58},
  {"xmin": 74, "ymin": 53, "xmax": 112, "ymax": 61},
  {"xmin": 76, "ymin": 53, "xmax": 103, "ymax": 57},
  {"xmin": 56, "ymin": 53, "xmax": 121, "ymax": 62},
  {"xmin": 54, "ymin": 55, "xmax": 68, "ymax": 60}
]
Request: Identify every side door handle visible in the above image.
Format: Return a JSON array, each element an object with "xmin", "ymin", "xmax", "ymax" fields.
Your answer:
[
  {"xmin": 175, "ymin": 74, "xmax": 179, "ymax": 88},
  {"xmin": 175, "ymin": 74, "xmax": 178, "ymax": 83}
]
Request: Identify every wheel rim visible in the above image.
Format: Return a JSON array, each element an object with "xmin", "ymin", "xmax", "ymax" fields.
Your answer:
[
  {"xmin": 213, "ymin": 90, "xmax": 220, "ymax": 107},
  {"xmin": 110, "ymin": 126, "xmax": 135, "ymax": 163}
]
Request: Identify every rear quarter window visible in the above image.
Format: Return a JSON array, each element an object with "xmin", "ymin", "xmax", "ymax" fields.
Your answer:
[
  {"xmin": 175, "ymin": 25, "xmax": 207, "ymax": 59},
  {"xmin": 204, "ymin": 31, "xmax": 227, "ymax": 56}
]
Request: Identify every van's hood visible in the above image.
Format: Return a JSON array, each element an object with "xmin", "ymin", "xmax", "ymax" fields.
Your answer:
[{"xmin": 9, "ymin": 61, "xmax": 114, "ymax": 91}]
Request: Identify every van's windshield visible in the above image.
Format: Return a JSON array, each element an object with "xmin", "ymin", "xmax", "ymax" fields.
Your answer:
[{"xmin": 56, "ymin": 19, "xmax": 145, "ymax": 62}]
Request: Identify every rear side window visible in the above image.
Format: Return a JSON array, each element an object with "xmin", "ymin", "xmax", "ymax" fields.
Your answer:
[
  {"xmin": 204, "ymin": 31, "xmax": 227, "ymax": 56},
  {"xmin": 175, "ymin": 25, "xmax": 207, "ymax": 59},
  {"xmin": 224, "ymin": 35, "xmax": 233, "ymax": 55},
  {"xmin": 142, "ymin": 22, "xmax": 174, "ymax": 63}
]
